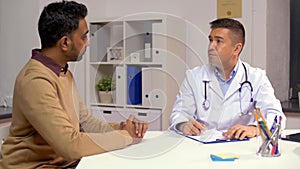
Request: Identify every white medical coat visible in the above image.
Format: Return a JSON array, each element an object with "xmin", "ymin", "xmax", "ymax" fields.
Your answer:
[{"xmin": 170, "ymin": 60, "xmax": 286, "ymax": 131}]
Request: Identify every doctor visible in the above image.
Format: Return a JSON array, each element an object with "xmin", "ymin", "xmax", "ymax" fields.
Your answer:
[{"xmin": 170, "ymin": 18, "xmax": 286, "ymax": 140}]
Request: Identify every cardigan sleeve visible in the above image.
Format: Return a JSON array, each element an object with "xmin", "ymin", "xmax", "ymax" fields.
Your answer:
[
  {"xmin": 18, "ymin": 72, "xmax": 132, "ymax": 161},
  {"xmin": 78, "ymin": 97, "xmax": 122, "ymax": 132}
]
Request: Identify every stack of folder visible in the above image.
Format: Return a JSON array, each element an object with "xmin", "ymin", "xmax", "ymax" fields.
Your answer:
[{"xmin": 210, "ymin": 152, "xmax": 240, "ymax": 161}]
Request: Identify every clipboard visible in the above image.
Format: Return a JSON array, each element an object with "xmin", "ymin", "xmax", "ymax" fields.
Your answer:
[
  {"xmin": 175, "ymin": 129, "xmax": 249, "ymax": 144},
  {"xmin": 281, "ymin": 132, "xmax": 300, "ymax": 143},
  {"xmin": 185, "ymin": 135, "xmax": 249, "ymax": 144}
]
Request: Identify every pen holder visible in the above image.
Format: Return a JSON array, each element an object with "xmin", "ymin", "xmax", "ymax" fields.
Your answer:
[{"xmin": 256, "ymin": 123, "xmax": 281, "ymax": 157}]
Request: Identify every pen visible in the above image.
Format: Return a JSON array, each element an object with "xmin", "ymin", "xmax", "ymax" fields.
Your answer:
[
  {"xmin": 253, "ymin": 109, "xmax": 259, "ymax": 122},
  {"xmin": 270, "ymin": 115, "xmax": 278, "ymax": 133},
  {"xmin": 274, "ymin": 116, "xmax": 282, "ymax": 155},
  {"xmin": 257, "ymin": 108, "xmax": 272, "ymax": 137},
  {"xmin": 259, "ymin": 125, "xmax": 279, "ymax": 154},
  {"xmin": 253, "ymin": 109, "xmax": 263, "ymax": 137},
  {"xmin": 258, "ymin": 121, "xmax": 272, "ymax": 141},
  {"xmin": 271, "ymin": 124, "xmax": 280, "ymax": 156}
]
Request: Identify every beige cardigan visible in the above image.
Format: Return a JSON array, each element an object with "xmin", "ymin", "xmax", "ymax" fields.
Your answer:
[{"xmin": 0, "ymin": 59, "xmax": 132, "ymax": 169}]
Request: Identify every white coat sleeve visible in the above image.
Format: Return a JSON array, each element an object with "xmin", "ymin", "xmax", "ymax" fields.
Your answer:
[
  {"xmin": 252, "ymin": 69, "xmax": 286, "ymax": 129},
  {"xmin": 169, "ymin": 70, "xmax": 197, "ymax": 130}
]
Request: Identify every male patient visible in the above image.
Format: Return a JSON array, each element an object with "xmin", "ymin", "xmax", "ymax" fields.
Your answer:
[{"xmin": 0, "ymin": 1, "xmax": 148, "ymax": 168}]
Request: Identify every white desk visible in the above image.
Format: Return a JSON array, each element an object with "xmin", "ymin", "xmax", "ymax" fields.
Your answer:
[{"xmin": 76, "ymin": 130, "xmax": 300, "ymax": 169}]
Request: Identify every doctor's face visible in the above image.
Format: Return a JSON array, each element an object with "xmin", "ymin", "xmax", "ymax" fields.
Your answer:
[{"xmin": 208, "ymin": 28, "xmax": 239, "ymax": 70}]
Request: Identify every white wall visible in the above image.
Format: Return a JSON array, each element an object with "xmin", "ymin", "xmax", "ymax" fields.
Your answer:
[
  {"xmin": 87, "ymin": 0, "xmax": 260, "ymax": 70},
  {"xmin": 267, "ymin": 0, "xmax": 290, "ymax": 101},
  {"xmin": 0, "ymin": 0, "xmax": 40, "ymax": 99},
  {"xmin": 0, "ymin": 0, "xmax": 289, "ymax": 103}
]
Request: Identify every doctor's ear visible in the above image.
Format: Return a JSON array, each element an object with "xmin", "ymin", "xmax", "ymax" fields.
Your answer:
[{"xmin": 234, "ymin": 43, "xmax": 243, "ymax": 55}]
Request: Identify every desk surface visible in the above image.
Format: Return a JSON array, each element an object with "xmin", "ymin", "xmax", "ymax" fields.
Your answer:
[{"xmin": 76, "ymin": 130, "xmax": 300, "ymax": 169}]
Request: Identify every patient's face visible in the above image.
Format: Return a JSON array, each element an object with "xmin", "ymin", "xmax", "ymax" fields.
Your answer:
[{"xmin": 67, "ymin": 19, "xmax": 89, "ymax": 62}]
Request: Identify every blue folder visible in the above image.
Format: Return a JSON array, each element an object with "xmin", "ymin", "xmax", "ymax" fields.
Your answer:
[{"xmin": 127, "ymin": 66, "xmax": 142, "ymax": 105}]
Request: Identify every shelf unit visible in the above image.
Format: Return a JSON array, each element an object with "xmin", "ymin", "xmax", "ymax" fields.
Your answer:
[{"xmin": 86, "ymin": 13, "xmax": 186, "ymax": 130}]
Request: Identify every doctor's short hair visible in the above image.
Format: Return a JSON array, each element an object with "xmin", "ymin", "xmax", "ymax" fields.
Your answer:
[
  {"xmin": 209, "ymin": 18, "xmax": 245, "ymax": 46},
  {"xmin": 38, "ymin": 0, "xmax": 88, "ymax": 48}
]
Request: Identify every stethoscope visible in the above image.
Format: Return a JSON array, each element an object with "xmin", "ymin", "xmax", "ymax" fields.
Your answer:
[{"xmin": 202, "ymin": 63, "xmax": 253, "ymax": 116}]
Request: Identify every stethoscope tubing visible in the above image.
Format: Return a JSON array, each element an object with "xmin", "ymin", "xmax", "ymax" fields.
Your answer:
[{"xmin": 201, "ymin": 63, "xmax": 253, "ymax": 116}]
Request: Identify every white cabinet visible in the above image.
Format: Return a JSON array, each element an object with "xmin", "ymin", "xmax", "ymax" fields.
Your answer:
[
  {"xmin": 91, "ymin": 106, "xmax": 162, "ymax": 131},
  {"xmin": 86, "ymin": 13, "xmax": 186, "ymax": 130}
]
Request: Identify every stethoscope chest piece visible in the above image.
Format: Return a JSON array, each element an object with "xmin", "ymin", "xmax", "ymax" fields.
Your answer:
[
  {"xmin": 202, "ymin": 99, "xmax": 210, "ymax": 110},
  {"xmin": 202, "ymin": 80, "xmax": 210, "ymax": 110}
]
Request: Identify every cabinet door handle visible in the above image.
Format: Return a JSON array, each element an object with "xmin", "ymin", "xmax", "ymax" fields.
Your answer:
[
  {"xmin": 103, "ymin": 110, "xmax": 112, "ymax": 114},
  {"xmin": 138, "ymin": 112, "xmax": 147, "ymax": 117}
]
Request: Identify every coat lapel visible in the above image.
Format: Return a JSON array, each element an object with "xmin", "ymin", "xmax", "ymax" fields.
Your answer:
[
  {"xmin": 224, "ymin": 61, "xmax": 245, "ymax": 100},
  {"xmin": 207, "ymin": 65, "xmax": 224, "ymax": 99}
]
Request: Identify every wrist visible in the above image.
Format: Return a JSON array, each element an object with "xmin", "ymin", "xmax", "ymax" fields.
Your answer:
[
  {"xmin": 175, "ymin": 122, "xmax": 185, "ymax": 132},
  {"xmin": 120, "ymin": 121, "xmax": 125, "ymax": 130},
  {"xmin": 248, "ymin": 125, "xmax": 259, "ymax": 136}
]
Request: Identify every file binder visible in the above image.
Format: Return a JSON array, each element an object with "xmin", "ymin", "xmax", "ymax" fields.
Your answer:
[
  {"xmin": 127, "ymin": 66, "xmax": 142, "ymax": 105},
  {"xmin": 152, "ymin": 22, "xmax": 165, "ymax": 63},
  {"xmin": 115, "ymin": 66, "xmax": 125, "ymax": 105},
  {"xmin": 142, "ymin": 67, "xmax": 165, "ymax": 108},
  {"xmin": 145, "ymin": 43, "xmax": 151, "ymax": 59}
]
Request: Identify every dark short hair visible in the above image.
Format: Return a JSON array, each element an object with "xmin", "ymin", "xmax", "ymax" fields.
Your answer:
[
  {"xmin": 38, "ymin": 1, "xmax": 88, "ymax": 48},
  {"xmin": 209, "ymin": 18, "xmax": 245, "ymax": 46}
]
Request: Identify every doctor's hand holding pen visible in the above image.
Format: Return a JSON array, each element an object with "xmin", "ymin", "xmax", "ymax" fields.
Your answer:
[
  {"xmin": 121, "ymin": 115, "xmax": 149, "ymax": 144},
  {"xmin": 222, "ymin": 124, "xmax": 257, "ymax": 140},
  {"xmin": 177, "ymin": 119, "xmax": 206, "ymax": 136}
]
